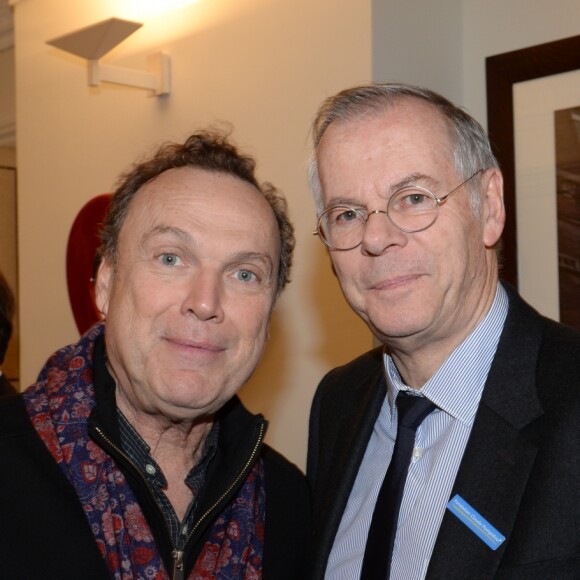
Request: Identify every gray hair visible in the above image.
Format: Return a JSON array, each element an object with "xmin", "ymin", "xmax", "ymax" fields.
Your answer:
[{"xmin": 308, "ymin": 83, "xmax": 499, "ymax": 216}]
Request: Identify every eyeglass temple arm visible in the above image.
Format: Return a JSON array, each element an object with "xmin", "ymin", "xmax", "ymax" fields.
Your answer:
[{"xmin": 436, "ymin": 168, "xmax": 484, "ymax": 204}]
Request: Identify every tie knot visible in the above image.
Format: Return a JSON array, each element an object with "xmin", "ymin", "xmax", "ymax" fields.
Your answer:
[{"xmin": 396, "ymin": 391, "xmax": 436, "ymax": 430}]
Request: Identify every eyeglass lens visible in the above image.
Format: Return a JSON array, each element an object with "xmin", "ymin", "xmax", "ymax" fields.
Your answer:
[
  {"xmin": 319, "ymin": 188, "xmax": 438, "ymax": 249},
  {"xmin": 317, "ymin": 170, "xmax": 483, "ymax": 250}
]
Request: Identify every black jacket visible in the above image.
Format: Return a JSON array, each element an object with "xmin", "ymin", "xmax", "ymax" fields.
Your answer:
[
  {"xmin": 0, "ymin": 372, "xmax": 16, "ymax": 397},
  {"xmin": 0, "ymin": 337, "xmax": 309, "ymax": 579},
  {"xmin": 307, "ymin": 284, "xmax": 580, "ymax": 578}
]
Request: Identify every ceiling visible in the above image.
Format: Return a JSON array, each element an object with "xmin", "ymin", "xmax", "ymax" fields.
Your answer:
[{"xmin": 0, "ymin": 0, "xmax": 14, "ymax": 52}]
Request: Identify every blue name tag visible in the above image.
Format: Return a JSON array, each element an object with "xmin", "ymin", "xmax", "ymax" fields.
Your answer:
[{"xmin": 447, "ymin": 495, "xmax": 506, "ymax": 550}]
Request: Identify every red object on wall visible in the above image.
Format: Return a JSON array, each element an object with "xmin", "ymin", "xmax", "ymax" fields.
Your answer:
[{"xmin": 66, "ymin": 194, "xmax": 112, "ymax": 335}]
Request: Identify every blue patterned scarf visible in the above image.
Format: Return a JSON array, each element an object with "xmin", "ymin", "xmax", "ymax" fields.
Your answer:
[{"xmin": 23, "ymin": 323, "xmax": 265, "ymax": 579}]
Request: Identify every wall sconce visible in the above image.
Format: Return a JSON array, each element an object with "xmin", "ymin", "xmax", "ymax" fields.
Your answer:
[{"xmin": 47, "ymin": 18, "xmax": 170, "ymax": 97}]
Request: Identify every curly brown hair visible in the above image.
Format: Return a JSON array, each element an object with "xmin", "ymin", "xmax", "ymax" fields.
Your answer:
[{"xmin": 100, "ymin": 130, "xmax": 294, "ymax": 297}]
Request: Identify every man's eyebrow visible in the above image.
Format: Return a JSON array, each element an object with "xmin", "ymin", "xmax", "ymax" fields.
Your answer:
[
  {"xmin": 388, "ymin": 173, "xmax": 440, "ymax": 193},
  {"xmin": 143, "ymin": 225, "xmax": 192, "ymax": 243},
  {"xmin": 230, "ymin": 251, "xmax": 274, "ymax": 271},
  {"xmin": 325, "ymin": 197, "xmax": 366, "ymax": 209}
]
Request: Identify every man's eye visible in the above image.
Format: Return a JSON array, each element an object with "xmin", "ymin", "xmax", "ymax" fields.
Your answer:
[
  {"xmin": 160, "ymin": 253, "xmax": 181, "ymax": 266},
  {"xmin": 329, "ymin": 207, "xmax": 362, "ymax": 226},
  {"xmin": 337, "ymin": 209, "xmax": 359, "ymax": 222},
  {"xmin": 402, "ymin": 193, "xmax": 429, "ymax": 206},
  {"xmin": 236, "ymin": 269, "xmax": 257, "ymax": 283}
]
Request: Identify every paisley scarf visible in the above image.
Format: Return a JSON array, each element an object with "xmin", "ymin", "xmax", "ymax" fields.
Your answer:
[{"xmin": 23, "ymin": 323, "xmax": 265, "ymax": 579}]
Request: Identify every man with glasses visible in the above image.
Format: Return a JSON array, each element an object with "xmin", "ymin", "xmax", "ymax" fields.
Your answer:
[{"xmin": 307, "ymin": 83, "xmax": 580, "ymax": 579}]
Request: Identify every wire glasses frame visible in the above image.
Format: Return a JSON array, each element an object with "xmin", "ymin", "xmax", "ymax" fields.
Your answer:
[{"xmin": 313, "ymin": 169, "xmax": 485, "ymax": 250}]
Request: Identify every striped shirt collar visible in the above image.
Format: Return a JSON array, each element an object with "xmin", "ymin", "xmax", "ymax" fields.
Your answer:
[{"xmin": 384, "ymin": 283, "xmax": 508, "ymax": 426}]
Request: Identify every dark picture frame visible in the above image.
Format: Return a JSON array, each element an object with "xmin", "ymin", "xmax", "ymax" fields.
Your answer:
[{"xmin": 486, "ymin": 34, "xmax": 580, "ymax": 287}]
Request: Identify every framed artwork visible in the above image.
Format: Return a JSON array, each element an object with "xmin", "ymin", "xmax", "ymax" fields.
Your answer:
[{"xmin": 486, "ymin": 35, "xmax": 580, "ymax": 326}]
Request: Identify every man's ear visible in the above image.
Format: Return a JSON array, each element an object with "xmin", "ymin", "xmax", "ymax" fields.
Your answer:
[
  {"xmin": 482, "ymin": 168, "xmax": 506, "ymax": 248},
  {"xmin": 94, "ymin": 259, "xmax": 113, "ymax": 318}
]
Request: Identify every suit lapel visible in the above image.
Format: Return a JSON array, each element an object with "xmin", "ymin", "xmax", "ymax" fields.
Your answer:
[
  {"xmin": 428, "ymin": 285, "xmax": 545, "ymax": 577},
  {"xmin": 313, "ymin": 363, "xmax": 386, "ymax": 577}
]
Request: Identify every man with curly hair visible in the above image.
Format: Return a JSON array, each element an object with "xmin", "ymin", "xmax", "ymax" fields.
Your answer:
[{"xmin": 0, "ymin": 130, "xmax": 309, "ymax": 578}]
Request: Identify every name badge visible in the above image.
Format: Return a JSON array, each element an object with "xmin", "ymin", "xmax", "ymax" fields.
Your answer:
[{"xmin": 447, "ymin": 494, "xmax": 506, "ymax": 550}]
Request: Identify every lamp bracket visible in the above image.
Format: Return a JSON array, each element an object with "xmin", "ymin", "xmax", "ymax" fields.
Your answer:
[{"xmin": 88, "ymin": 52, "xmax": 170, "ymax": 96}]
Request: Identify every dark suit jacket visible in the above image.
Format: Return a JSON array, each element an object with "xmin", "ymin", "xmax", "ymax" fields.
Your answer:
[{"xmin": 307, "ymin": 284, "xmax": 580, "ymax": 579}]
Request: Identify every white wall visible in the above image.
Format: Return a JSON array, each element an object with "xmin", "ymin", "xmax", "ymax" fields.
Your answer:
[
  {"xmin": 372, "ymin": 0, "xmax": 464, "ymax": 104},
  {"xmin": 14, "ymin": 0, "xmax": 373, "ymax": 469}
]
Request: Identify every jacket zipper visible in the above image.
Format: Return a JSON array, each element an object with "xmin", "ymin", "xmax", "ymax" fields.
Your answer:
[
  {"xmin": 91, "ymin": 427, "xmax": 177, "ymax": 566},
  {"xmin": 92, "ymin": 421, "xmax": 266, "ymax": 580},
  {"xmin": 172, "ymin": 549, "xmax": 185, "ymax": 580},
  {"xmin": 183, "ymin": 421, "xmax": 265, "ymax": 544}
]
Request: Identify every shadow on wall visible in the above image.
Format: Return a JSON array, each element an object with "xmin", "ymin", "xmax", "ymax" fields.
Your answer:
[
  {"xmin": 308, "ymin": 242, "xmax": 373, "ymax": 368},
  {"xmin": 237, "ymin": 311, "xmax": 289, "ymax": 421}
]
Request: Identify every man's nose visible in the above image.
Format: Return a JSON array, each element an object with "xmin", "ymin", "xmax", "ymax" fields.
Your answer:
[
  {"xmin": 360, "ymin": 210, "xmax": 407, "ymax": 256},
  {"xmin": 182, "ymin": 270, "xmax": 225, "ymax": 322}
]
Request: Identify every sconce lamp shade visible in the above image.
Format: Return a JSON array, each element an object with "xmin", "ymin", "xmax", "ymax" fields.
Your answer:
[
  {"xmin": 47, "ymin": 18, "xmax": 143, "ymax": 60},
  {"xmin": 46, "ymin": 17, "xmax": 170, "ymax": 96}
]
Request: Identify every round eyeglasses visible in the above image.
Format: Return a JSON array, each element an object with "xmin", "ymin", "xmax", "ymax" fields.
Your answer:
[{"xmin": 314, "ymin": 169, "xmax": 484, "ymax": 250}]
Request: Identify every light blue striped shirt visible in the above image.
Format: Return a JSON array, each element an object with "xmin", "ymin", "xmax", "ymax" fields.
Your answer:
[{"xmin": 326, "ymin": 283, "xmax": 509, "ymax": 580}]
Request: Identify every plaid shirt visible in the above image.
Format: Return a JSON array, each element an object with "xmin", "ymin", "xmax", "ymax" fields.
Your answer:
[{"xmin": 117, "ymin": 410, "xmax": 219, "ymax": 548}]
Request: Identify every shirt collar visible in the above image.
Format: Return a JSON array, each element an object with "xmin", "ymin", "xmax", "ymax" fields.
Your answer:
[
  {"xmin": 117, "ymin": 409, "xmax": 219, "ymax": 489},
  {"xmin": 383, "ymin": 282, "xmax": 508, "ymax": 426}
]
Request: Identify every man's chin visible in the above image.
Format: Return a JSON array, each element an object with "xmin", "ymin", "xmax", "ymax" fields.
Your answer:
[{"xmin": 369, "ymin": 315, "xmax": 427, "ymax": 344}]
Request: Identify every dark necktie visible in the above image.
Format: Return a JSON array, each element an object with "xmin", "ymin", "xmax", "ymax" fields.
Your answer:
[{"xmin": 360, "ymin": 391, "xmax": 436, "ymax": 580}]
